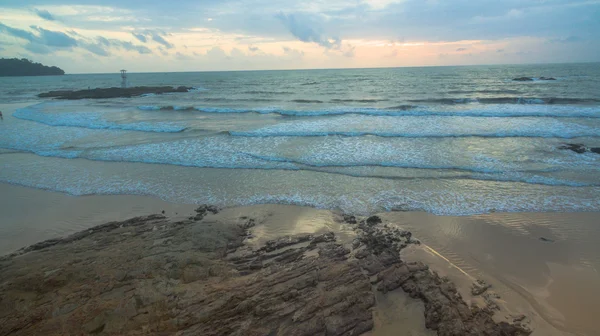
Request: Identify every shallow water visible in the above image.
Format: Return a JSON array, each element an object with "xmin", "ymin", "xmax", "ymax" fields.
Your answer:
[{"xmin": 1, "ymin": 63, "xmax": 599, "ymax": 215}]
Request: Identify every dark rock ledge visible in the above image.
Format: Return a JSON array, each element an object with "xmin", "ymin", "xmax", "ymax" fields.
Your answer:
[
  {"xmin": 512, "ymin": 77, "xmax": 556, "ymax": 81},
  {"xmin": 0, "ymin": 209, "xmax": 531, "ymax": 336},
  {"xmin": 559, "ymin": 143, "xmax": 600, "ymax": 154},
  {"xmin": 38, "ymin": 86, "xmax": 194, "ymax": 100}
]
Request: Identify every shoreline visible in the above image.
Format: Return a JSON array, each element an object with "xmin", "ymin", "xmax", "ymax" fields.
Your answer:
[{"xmin": 1, "ymin": 183, "xmax": 599, "ymax": 335}]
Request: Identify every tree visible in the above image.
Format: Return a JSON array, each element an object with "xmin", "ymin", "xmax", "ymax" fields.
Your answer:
[{"xmin": 0, "ymin": 58, "xmax": 65, "ymax": 77}]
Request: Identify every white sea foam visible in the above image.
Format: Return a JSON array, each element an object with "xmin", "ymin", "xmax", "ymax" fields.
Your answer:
[{"xmin": 14, "ymin": 106, "xmax": 187, "ymax": 133}]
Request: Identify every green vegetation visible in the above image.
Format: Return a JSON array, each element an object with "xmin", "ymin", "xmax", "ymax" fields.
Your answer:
[{"xmin": 0, "ymin": 58, "xmax": 65, "ymax": 77}]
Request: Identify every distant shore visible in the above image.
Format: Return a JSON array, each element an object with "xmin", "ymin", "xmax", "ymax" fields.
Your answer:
[{"xmin": 0, "ymin": 183, "xmax": 598, "ymax": 335}]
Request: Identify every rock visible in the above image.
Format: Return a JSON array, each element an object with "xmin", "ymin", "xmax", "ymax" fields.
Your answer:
[
  {"xmin": 512, "ymin": 77, "xmax": 555, "ymax": 81},
  {"xmin": 559, "ymin": 143, "xmax": 587, "ymax": 154},
  {"xmin": 38, "ymin": 86, "xmax": 194, "ymax": 100},
  {"xmin": 192, "ymin": 205, "xmax": 220, "ymax": 221},
  {"xmin": 513, "ymin": 77, "xmax": 534, "ymax": 81},
  {"xmin": 559, "ymin": 144, "xmax": 600, "ymax": 155},
  {"xmin": 471, "ymin": 279, "xmax": 492, "ymax": 296},
  {"xmin": 483, "ymin": 292, "xmax": 501, "ymax": 311},
  {"xmin": 342, "ymin": 214, "xmax": 357, "ymax": 224},
  {"xmin": 365, "ymin": 215, "xmax": 382, "ymax": 226},
  {"xmin": 0, "ymin": 211, "xmax": 531, "ymax": 336}
]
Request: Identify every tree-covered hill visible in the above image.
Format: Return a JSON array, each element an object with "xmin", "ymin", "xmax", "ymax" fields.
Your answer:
[{"xmin": 0, "ymin": 58, "xmax": 65, "ymax": 77}]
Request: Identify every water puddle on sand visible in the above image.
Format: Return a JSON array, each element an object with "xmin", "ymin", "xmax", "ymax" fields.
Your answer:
[
  {"xmin": 371, "ymin": 289, "xmax": 436, "ymax": 336},
  {"xmin": 385, "ymin": 211, "xmax": 600, "ymax": 336}
]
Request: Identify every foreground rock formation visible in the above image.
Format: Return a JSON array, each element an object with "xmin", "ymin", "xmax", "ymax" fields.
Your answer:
[
  {"xmin": 0, "ymin": 209, "xmax": 531, "ymax": 336},
  {"xmin": 38, "ymin": 86, "xmax": 193, "ymax": 99}
]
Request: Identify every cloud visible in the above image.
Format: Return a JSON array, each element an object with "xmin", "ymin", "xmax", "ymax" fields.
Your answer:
[
  {"xmin": 276, "ymin": 13, "xmax": 341, "ymax": 49},
  {"xmin": 282, "ymin": 46, "xmax": 304, "ymax": 58},
  {"xmin": 132, "ymin": 30, "xmax": 173, "ymax": 48},
  {"xmin": 158, "ymin": 47, "xmax": 169, "ymax": 56},
  {"xmin": 34, "ymin": 9, "xmax": 57, "ymax": 21},
  {"xmin": 0, "ymin": 22, "xmax": 37, "ymax": 41},
  {"xmin": 132, "ymin": 33, "xmax": 147, "ymax": 43},
  {"xmin": 0, "ymin": 23, "xmax": 77, "ymax": 52},
  {"xmin": 548, "ymin": 36, "xmax": 581, "ymax": 43},
  {"xmin": 1, "ymin": 0, "xmax": 599, "ymax": 71},
  {"xmin": 30, "ymin": 26, "xmax": 78, "ymax": 47},
  {"xmin": 81, "ymin": 36, "xmax": 151, "ymax": 55},
  {"xmin": 175, "ymin": 52, "xmax": 192, "ymax": 60},
  {"xmin": 206, "ymin": 46, "xmax": 228, "ymax": 59},
  {"xmin": 24, "ymin": 43, "xmax": 52, "ymax": 54},
  {"xmin": 80, "ymin": 42, "xmax": 110, "ymax": 56},
  {"xmin": 343, "ymin": 45, "xmax": 355, "ymax": 57}
]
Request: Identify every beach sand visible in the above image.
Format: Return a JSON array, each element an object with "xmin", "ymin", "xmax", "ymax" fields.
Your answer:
[{"xmin": 0, "ymin": 183, "xmax": 599, "ymax": 335}]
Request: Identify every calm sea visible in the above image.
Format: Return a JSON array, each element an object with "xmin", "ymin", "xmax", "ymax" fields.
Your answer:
[{"xmin": 1, "ymin": 63, "xmax": 599, "ymax": 215}]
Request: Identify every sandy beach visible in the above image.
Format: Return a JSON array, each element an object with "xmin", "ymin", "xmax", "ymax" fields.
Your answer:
[{"xmin": 1, "ymin": 183, "xmax": 598, "ymax": 335}]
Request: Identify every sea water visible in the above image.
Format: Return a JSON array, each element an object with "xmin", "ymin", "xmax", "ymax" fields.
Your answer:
[{"xmin": 1, "ymin": 63, "xmax": 599, "ymax": 215}]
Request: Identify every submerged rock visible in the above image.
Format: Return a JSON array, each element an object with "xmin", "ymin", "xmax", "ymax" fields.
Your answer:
[
  {"xmin": 539, "ymin": 76, "xmax": 556, "ymax": 81},
  {"xmin": 38, "ymin": 86, "xmax": 193, "ymax": 100}
]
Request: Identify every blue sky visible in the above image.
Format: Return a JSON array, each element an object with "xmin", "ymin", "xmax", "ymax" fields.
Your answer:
[{"xmin": 0, "ymin": 0, "xmax": 599, "ymax": 73}]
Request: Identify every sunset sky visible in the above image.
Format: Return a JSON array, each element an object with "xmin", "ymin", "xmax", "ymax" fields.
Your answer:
[{"xmin": 0, "ymin": 0, "xmax": 599, "ymax": 73}]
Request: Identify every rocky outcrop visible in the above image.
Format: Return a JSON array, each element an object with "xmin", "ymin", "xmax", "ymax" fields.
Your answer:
[
  {"xmin": 559, "ymin": 143, "xmax": 600, "ymax": 154},
  {"xmin": 513, "ymin": 77, "xmax": 534, "ymax": 81},
  {"xmin": 0, "ymin": 209, "xmax": 531, "ymax": 336},
  {"xmin": 512, "ymin": 77, "xmax": 556, "ymax": 81},
  {"xmin": 38, "ymin": 86, "xmax": 193, "ymax": 99}
]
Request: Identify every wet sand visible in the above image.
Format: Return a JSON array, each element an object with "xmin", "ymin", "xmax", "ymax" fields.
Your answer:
[{"xmin": 1, "ymin": 183, "xmax": 599, "ymax": 335}]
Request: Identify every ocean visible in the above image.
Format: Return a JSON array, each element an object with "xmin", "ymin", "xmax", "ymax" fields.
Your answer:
[{"xmin": 1, "ymin": 63, "xmax": 599, "ymax": 215}]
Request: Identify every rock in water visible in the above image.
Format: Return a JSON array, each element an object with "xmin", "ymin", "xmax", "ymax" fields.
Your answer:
[
  {"xmin": 513, "ymin": 77, "xmax": 534, "ymax": 81},
  {"xmin": 539, "ymin": 77, "xmax": 556, "ymax": 80},
  {"xmin": 559, "ymin": 143, "xmax": 588, "ymax": 154},
  {"xmin": 38, "ymin": 86, "xmax": 193, "ymax": 100}
]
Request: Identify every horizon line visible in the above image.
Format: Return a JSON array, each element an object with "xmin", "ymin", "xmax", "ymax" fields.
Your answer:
[{"xmin": 58, "ymin": 60, "xmax": 600, "ymax": 75}]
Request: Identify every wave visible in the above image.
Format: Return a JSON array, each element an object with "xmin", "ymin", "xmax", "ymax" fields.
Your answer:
[
  {"xmin": 408, "ymin": 97, "xmax": 600, "ymax": 105},
  {"xmin": 301, "ymin": 81, "xmax": 319, "ymax": 86},
  {"xmin": 242, "ymin": 90, "xmax": 293, "ymax": 95},
  {"xmin": 229, "ymin": 130, "xmax": 599, "ymax": 139},
  {"xmin": 189, "ymin": 87, "xmax": 209, "ymax": 92},
  {"xmin": 137, "ymin": 105, "xmax": 600, "ymax": 118},
  {"xmin": 240, "ymin": 152, "xmax": 562, "ymax": 175},
  {"xmin": 3, "ymin": 144, "xmax": 597, "ymax": 188},
  {"xmin": 446, "ymin": 89, "xmax": 522, "ymax": 95},
  {"xmin": 14, "ymin": 107, "xmax": 187, "ymax": 133},
  {"xmin": 331, "ymin": 99, "xmax": 390, "ymax": 103},
  {"xmin": 201, "ymin": 97, "xmax": 279, "ymax": 102}
]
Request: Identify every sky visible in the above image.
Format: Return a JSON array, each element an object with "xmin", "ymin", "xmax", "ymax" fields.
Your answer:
[{"xmin": 0, "ymin": 0, "xmax": 599, "ymax": 73}]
